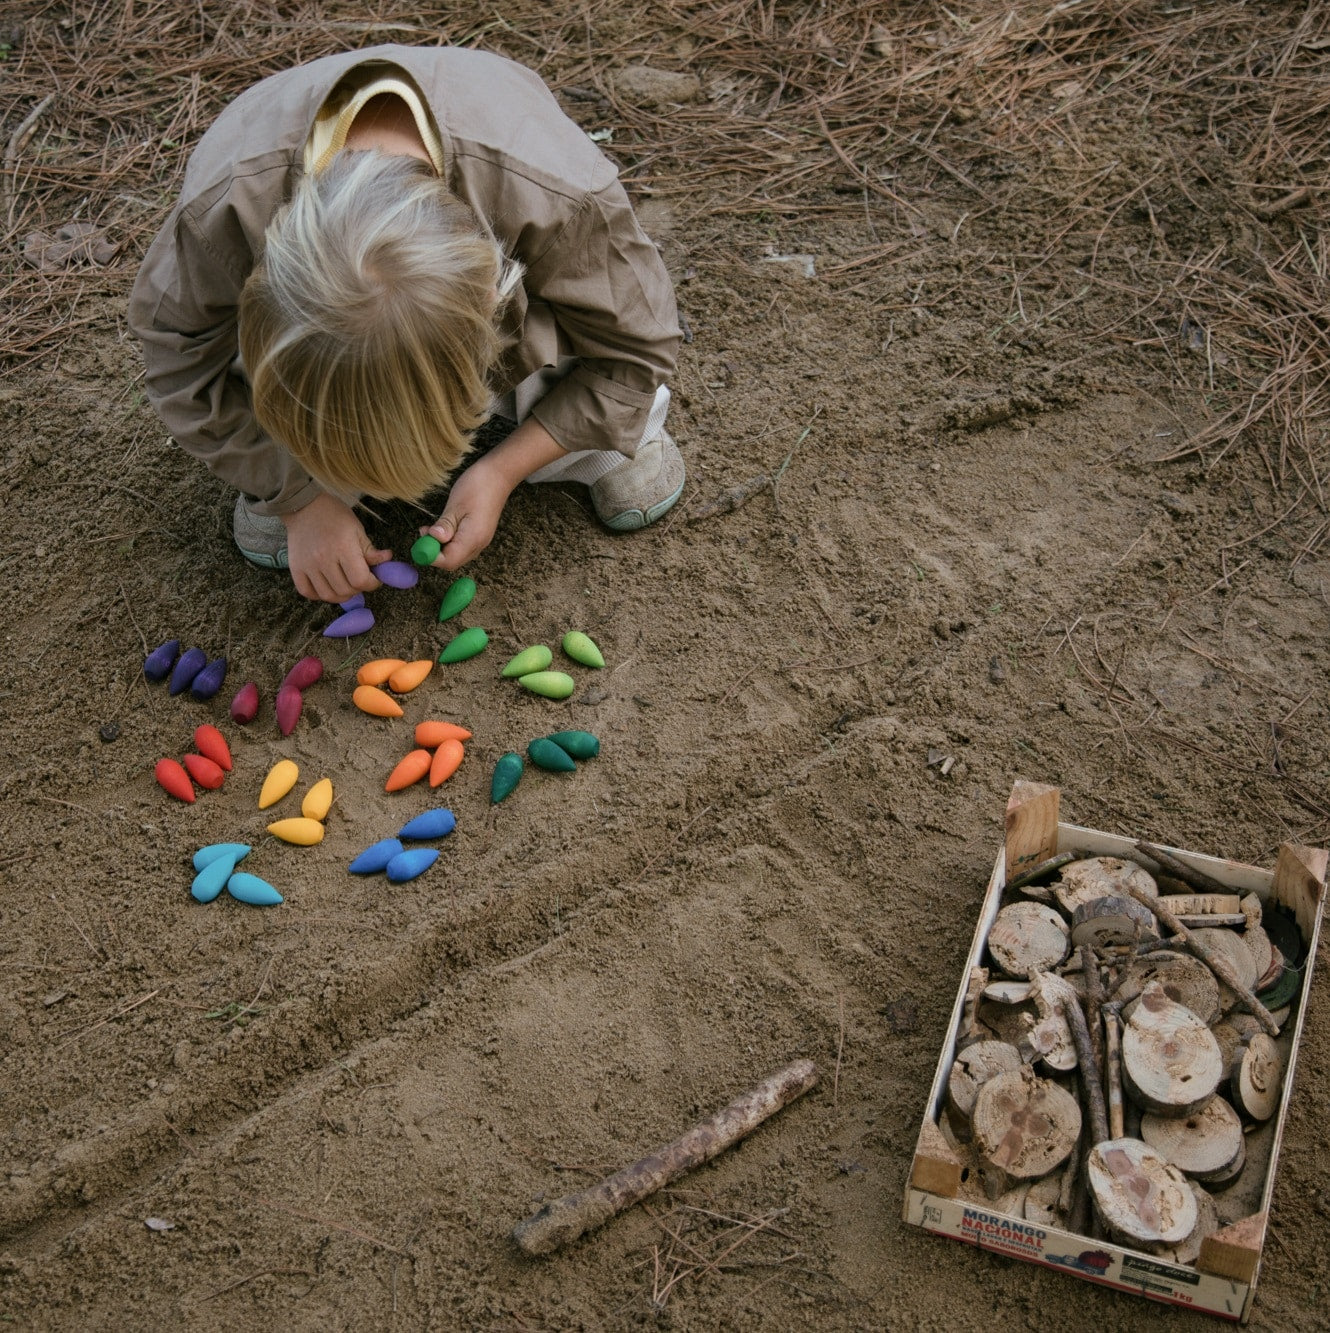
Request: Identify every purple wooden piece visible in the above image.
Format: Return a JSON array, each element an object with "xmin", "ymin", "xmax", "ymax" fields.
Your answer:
[
  {"xmin": 323, "ymin": 606, "xmax": 376, "ymax": 638},
  {"xmin": 374, "ymin": 560, "xmax": 419, "ymax": 590}
]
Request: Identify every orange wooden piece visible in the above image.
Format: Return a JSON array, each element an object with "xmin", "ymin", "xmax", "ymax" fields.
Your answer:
[
  {"xmin": 388, "ymin": 659, "xmax": 433, "ymax": 693},
  {"xmin": 415, "ymin": 720, "xmax": 473, "ymax": 747},
  {"xmin": 356, "ymin": 658, "xmax": 406, "ymax": 687},
  {"xmin": 429, "ymin": 737, "xmax": 465, "ymax": 787},
  {"xmin": 193, "ymin": 723, "xmax": 232, "ymax": 771},
  {"xmin": 182, "ymin": 753, "xmax": 225, "ymax": 790},
  {"xmin": 353, "ymin": 684, "xmax": 404, "ymax": 719},
  {"xmin": 154, "ymin": 757, "xmax": 195, "ymax": 803},
  {"xmin": 386, "ymin": 748, "xmax": 433, "ymax": 793}
]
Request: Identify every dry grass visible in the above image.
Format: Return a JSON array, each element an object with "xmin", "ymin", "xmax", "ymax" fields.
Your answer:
[{"xmin": 2, "ymin": 0, "xmax": 1327, "ymax": 549}]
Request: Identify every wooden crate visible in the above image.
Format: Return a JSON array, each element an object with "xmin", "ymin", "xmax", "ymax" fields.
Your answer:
[{"xmin": 901, "ymin": 781, "xmax": 1326, "ymax": 1322}]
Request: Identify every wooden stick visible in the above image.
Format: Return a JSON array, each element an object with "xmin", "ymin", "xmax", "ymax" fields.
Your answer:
[
  {"xmin": 1123, "ymin": 885, "xmax": 1280, "ymax": 1035},
  {"xmin": 1037, "ymin": 973, "xmax": 1109, "ymax": 1145},
  {"xmin": 1006, "ymin": 850, "xmax": 1078, "ymax": 893},
  {"xmin": 512, "ymin": 1060, "xmax": 819, "ymax": 1256},
  {"xmin": 1102, "ymin": 1006, "xmax": 1125, "ymax": 1139},
  {"xmin": 1079, "ymin": 944, "xmax": 1104, "ymax": 1076},
  {"xmin": 1133, "ymin": 840, "xmax": 1230, "ymax": 895}
]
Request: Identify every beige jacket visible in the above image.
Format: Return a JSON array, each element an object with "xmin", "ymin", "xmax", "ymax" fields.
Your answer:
[{"xmin": 128, "ymin": 45, "xmax": 681, "ymax": 514}]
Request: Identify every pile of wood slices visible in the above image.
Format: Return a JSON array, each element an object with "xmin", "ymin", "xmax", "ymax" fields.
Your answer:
[{"xmin": 942, "ymin": 844, "xmax": 1306, "ymax": 1264}]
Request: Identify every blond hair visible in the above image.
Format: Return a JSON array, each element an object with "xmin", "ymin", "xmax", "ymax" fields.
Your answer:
[{"xmin": 239, "ymin": 151, "xmax": 522, "ymax": 502}]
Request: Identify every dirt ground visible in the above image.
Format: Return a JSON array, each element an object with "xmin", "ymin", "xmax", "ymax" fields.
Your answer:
[{"xmin": 2, "ymin": 2, "xmax": 1329, "ymax": 1329}]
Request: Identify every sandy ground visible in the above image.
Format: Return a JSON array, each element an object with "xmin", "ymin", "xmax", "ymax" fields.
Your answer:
[{"xmin": 2, "ymin": 3, "xmax": 1329, "ymax": 1329}]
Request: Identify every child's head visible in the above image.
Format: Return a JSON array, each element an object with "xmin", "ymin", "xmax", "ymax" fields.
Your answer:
[{"xmin": 239, "ymin": 150, "xmax": 521, "ymax": 503}]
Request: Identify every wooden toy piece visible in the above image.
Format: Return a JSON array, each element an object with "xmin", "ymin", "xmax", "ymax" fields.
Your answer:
[
  {"xmin": 528, "ymin": 737, "xmax": 576, "ymax": 772},
  {"xmin": 491, "ymin": 752, "xmax": 523, "ymax": 803},
  {"xmin": 353, "ymin": 684, "xmax": 404, "ymax": 718},
  {"xmin": 388, "ymin": 659, "xmax": 433, "ymax": 693},
  {"xmin": 168, "ymin": 646, "xmax": 207, "ymax": 696},
  {"xmin": 398, "ymin": 809, "xmax": 456, "ymax": 840},
  {"xmin": 189, "ymin": 657, "xmax": 228, "ymax": 700},
  {"xmin": 357, "ymin": 658, "xmax": 406, "ymax": 687},
  {"xmin": 144, "ymin": 638, "xmax": 180, "ymax": 681},
  {"xmin": 546, "ymin": 730, "xmax": 599, "ymax": 760},
  {"xmin": 155, "ymin": 757, "xmax": 195, "ymax": 803},
  {"xmin": 439, "ymin": 626, "xmax": 488, "ymax": 663},
  {"xmin": 349, "ymin": 838, "xmax": 404, "ymax": 874},
  {"xmin": 561, "ymin": 630, "xmax": 605, "ymax": 669},
  {"xmin": 192, "ymin": 843, "xmax": 251, "ymax": 872},
  {"xmin": 386, "ymin": 749, "xmax": 433, "ymax": 793},
  {"xmin": 267, "ymin": 817, "xmax": 325, "ymax": 846},
  {"xmin": 411, "ymin": 534, "xmax": 441, "ymax": 566},
  {"xmin": 275, "ymin": 684, "xmax": 303, "ymax": 737},
  {"xmin": 436, "ymin": 575, "xmax": 476, "ymax": 619},
  {"xmin": 301, "ymin": 778, "xmax": 333, "ymax": 821},
  {"xmin": 386, "ymin": 847, "xmax": 438, "ymax": 883},
  {"xmin": 182, "ymin": 753, "xmax": 225, "ymax": 790},
  {"xmin": 517, "ymin": 671, "xmax": 575, "ymax": 700},
  {"xmin": 258, "ymin": 759, "xmax": 299, "ymax": 809},
  {"xmin": 193, "ymin": 723, "xmax": 232, "ymax": 771},
  {"xmin": 323, "ymin": 606, "xmax": 375, "ymax": 638},
  {"xmin": 226, "ymin": 872, "xmax": 283, "ymax": 906},
  {"xmin": 429, "ymin": 738, "xmax": 465, "ymax": 786},
  {"xmin": 374, "ymin": 559, "xmax": 419, "ymax": 589},
  {"xmin": 281, "ymin": 655, "xmax": 324, "ymax": 691},
  {"xmin": 415, "ymin": 720, "xmax": 472, "ymax": 747},
  {"xmin": 229, "ymin": 680, "xmax": 259, "ymax": 724},
  {"xmin": 502, "ymin": 645, "xmax": 552, "ymax": 679}
]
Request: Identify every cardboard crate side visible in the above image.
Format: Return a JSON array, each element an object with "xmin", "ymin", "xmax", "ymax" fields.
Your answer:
[{"xmin": 904, "ymin": 1189, "xmax": 1251, "ymax": 1320}]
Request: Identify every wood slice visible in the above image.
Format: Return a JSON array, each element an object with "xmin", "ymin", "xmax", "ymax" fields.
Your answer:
[
  {"xmin": 1088, "ymin": 1138, "xmax": 1198, "ymax": 1245},
  {"xmin": 1118, "ymin": 951, "xmax": 1221, "ymax": 1027},
  {"xmin": 1242, "ymin": 926, "xmax": 1275, "ymax": 982},
  {"xmin": 947, "ymin": 1041, "xmax": 1024, "ymax": 1132},
  {"xmin": 1193, "ymin": 1131, "xmax": 1246, "ymax": 1189},
  {"xmin": 983, "ymin": 980, "xmax": 1034, "ymax": 1005},
  {"xmin": 1140, "ymin": 1096, "xmax": 1244, "ymax": 1178},
  {"xmin": 972, "ymin": 1068, "xmax": 1082, "ymax": 1182},
  {"xmin": 1053, "ymin": 856, "xmax": 1157, "ymax": 915},
  {"xmin": 1157, "ymin": 894, "xmax": 1241, "ymax": 916},
  {"xmin": 1023, "ymin": 1172, "xmax": 1064, "ymax": 1227},
  {"xmin": 1122, "ymin": 982, "xmax": 1223, "ymax": 1116},
  {"xmin": 975, "ymin": 999, "xmax": 1036, "ymax": 1050},
  {"xmin": 1209, "ymin": 1021, "xmax": 1242, "ymax": 1074},
  {"xmin": 987, "ymin": 902, "xmax": 1071, "ymax": 979},
  {"xmin": 1231, "ymin": 1034, "xmax": 1282, "ymax": 1121},
  {"xmin": 1151, "ymin": 1182, "xmax": 1219, "ymax": 1267},
  {"xmin": 1024, "ymin": 1013, "xmax": 1077, "ymax": 1072},
  {"xmin": 1190, "ymin": 927, "xmax": 1258, "ymax": 1012},
  {"xmin": 1070, "ymin": 895, "xmax": 1158, "ymax": 950}
]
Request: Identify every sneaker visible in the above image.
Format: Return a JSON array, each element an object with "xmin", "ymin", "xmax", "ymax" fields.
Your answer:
[
  {"xmin": 590, "ymin": 429, "xmax": 685, "ymax": 532},
  {"xmin": 233, "ymin": 495, "xmax": 289, "ymax": 569}
]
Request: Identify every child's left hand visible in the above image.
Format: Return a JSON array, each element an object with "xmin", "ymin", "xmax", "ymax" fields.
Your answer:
[
  {"xmin": 422, "ymin": 417, "xmax": 570, "ymax": 569},
  {"xmin": 424, "ymin": 456, "xmax": 512, "ymax": 570}
]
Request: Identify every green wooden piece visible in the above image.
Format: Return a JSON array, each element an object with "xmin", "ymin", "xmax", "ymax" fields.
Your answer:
[
  {"xmin": 528, "ymin": 737, "xmax": 577, "ymax": 772},
  {"xmin": 561, "ymin": 630, "xmax": 605, "ymax": 669},
  {"xmin": 517, "ymin": 670, "xmax": 575, "ymax": 700},
  {"xmin": 411, "ymin": 534, "xmax": 441, "ymax": 567},
  {"xmin": 546, "ymin": 729, "xmax": 600, "ymax": 760},
  {"xmin": 437, "ymin": 576, "xmax": 477, "ymax": 621},
  {"xmin": 502, "ymin": 644, "xmax": 553, "ymax": 679},
  {"xmin": 438, "ymin": 626, "xmax": 489, "ymax": 663},
  {"xmin": 491, "ymin": 752, "xmax": 524, "ymax": 803}
]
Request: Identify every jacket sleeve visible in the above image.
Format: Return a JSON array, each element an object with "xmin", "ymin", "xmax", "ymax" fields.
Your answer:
[
  {"xmin": 518, "ymin": 168, "xmax": 681, "ymax": 457},
  {"xmin": 127, "ymin": 206, "xmax": 324, "ymax": 515}
]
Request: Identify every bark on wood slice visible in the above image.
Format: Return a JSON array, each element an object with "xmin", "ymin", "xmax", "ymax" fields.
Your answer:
[
  {"xmin": 1088, "ymin": 1137, "xmax": 1199, "ymax": 1245},
  {"xmin": 1117, "ymin": 951, "xmax": 1221, "ymax": 1027},
  {"xmin": 1140, "ymin": 1096, "xmax": 1244, "ymax": 1178},
  {"xmin": 1157, "ymin": 894, "xmax": 1241, "ymax": 916},
  {"xmin": 987, "ymin": 902, "xmax": 1071, "ymax": 979},
  {"xmin": 1190, "ymin": 926, "xmax": 1259, "ymax": 1012},
  {"xmin": 947, "ymin": 1041, "xmax": 1024, "ymax": 1133},
  {"xmin": 1053, "ymin": 856, "xmax": 1157, "ymax": 915},
  {"xmin": 1122, "ymin": 982, "xmax": 1223, "ymax": 1116},
  {"xmin": 1151, "ymin": 1182, "xmax": 1219, "ymax": 1267},
  {"xmin": 972, "ymin": 1068, "xmax": 1082, "ymax": 1182},
  {"xmin": 1023, "ymin": 1172, "xmax": 1064, "ymax": 1227},
  {"xmin": 1231, "ymin": 1033, "xmax": 1282, "ymax": 1121},
  {"xmin": 975, "ymin": 998, "xmax": 1036, "ymax": 1050},
  {"xmin": 1071, "ymin": 895, "xmax": 1158, "ymax": 950}
]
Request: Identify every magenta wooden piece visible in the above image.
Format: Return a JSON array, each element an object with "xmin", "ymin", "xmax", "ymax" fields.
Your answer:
[{"xmin": 275, "ymin": 683, "xmax": 303, "ymax": 737}]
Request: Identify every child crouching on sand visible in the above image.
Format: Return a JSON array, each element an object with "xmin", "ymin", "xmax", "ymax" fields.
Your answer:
[{"xmin": 129, "ymin": 44, "xmax": 683, "ymax": 604}]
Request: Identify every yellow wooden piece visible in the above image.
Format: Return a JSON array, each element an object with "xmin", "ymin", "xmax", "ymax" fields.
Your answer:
[
  {"xmin": 267, "ymin": 817, "xmax": 325, "ymax": 846},
  {"xmin": 258, "ymin": 759, "xmax": 299, "ymax": 810},
  {"xmin": 301, "ymin": 777, "xmax": 334, "ymax": 822}
]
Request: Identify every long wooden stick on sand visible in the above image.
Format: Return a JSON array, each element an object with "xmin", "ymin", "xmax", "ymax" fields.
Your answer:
[{"xmin": 512, "ymin": 1060, "xmax": 819, "ymax": 1256}]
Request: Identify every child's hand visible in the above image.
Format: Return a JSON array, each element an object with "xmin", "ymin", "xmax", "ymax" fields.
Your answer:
[
  {"xmin": 423, "ymin": 456, "xmax": 514, "ymax": 570},
  {"xmin": 283, "ymin": 493, "xmax": 391, "ymax": 602}
]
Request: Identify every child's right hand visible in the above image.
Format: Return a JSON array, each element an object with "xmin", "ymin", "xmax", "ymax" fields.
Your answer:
[{"xmin": 282, "ymin": 493, "xmax": 392, "ymax": 603}]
